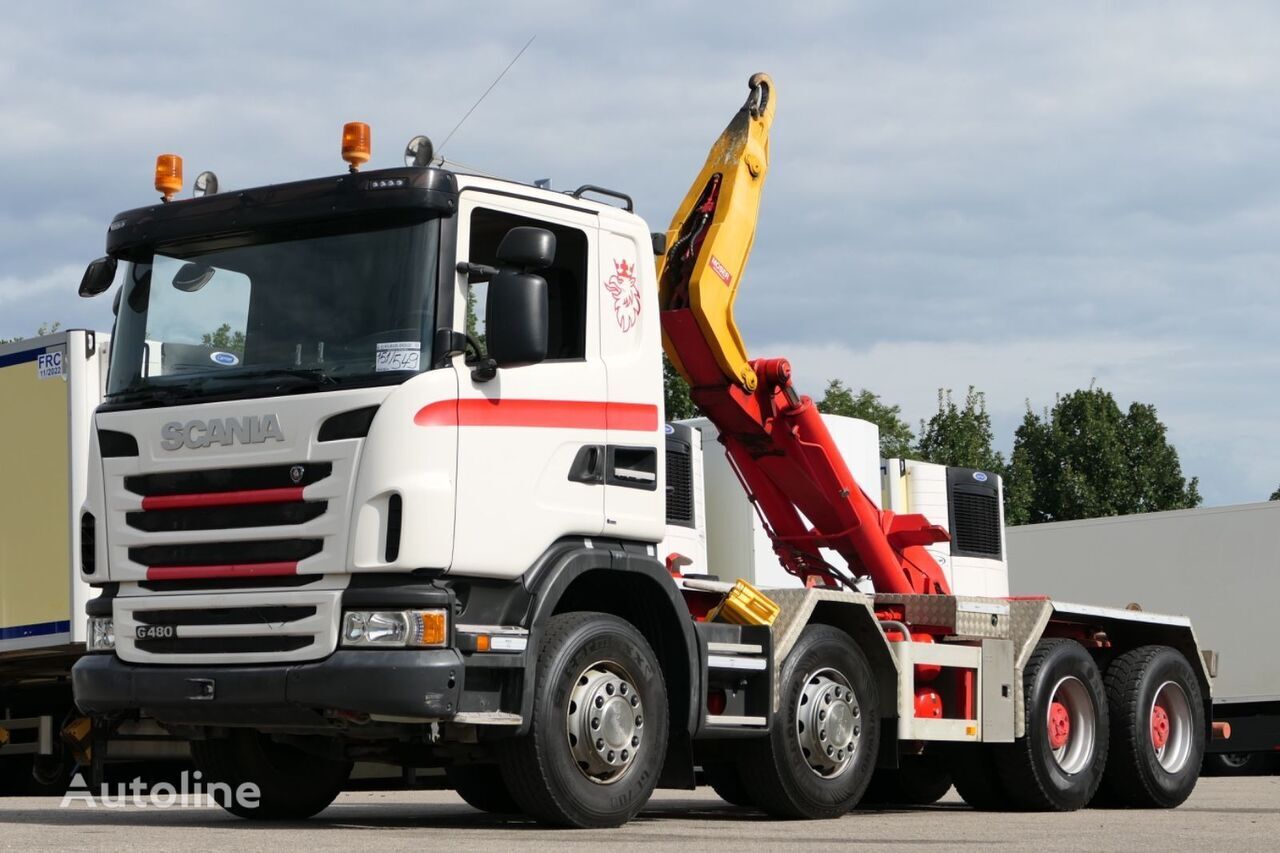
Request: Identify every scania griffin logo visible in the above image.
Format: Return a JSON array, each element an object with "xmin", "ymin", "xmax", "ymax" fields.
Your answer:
[{"xmin": 160, "ymin": 414, "xmax": 285, "ymax": 451}]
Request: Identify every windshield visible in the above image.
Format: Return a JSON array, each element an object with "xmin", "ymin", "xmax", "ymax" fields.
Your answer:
[{"xmin": 106, "ymin": 220, "xmax": 441, "ymax": 404}]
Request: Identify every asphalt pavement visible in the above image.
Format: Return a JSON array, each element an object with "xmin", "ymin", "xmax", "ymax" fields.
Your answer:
[{"xmin": 0, "ymin": 777, "xmax": 1276, "ymax": 852}]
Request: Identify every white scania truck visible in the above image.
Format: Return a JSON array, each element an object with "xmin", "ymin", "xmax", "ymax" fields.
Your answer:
[{"xmin": 69, "ymin": 76, "xmax": 1217, "ymax": 827}]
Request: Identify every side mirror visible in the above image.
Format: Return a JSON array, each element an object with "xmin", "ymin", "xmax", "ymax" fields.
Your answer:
[
  {"xmin": 484, "ymin": 268, "xmax": 548, "ymax": 370},
  {"xmin": 78, "ymin": 256, "xmax": 117, "ymax": 298},
  {"xmin": 172, "ymin": 262, "xmax": 216, "ymax": 292},
  {"xmin": 496, "ymin": 226, "xmax": 556, "ymax": 270}
]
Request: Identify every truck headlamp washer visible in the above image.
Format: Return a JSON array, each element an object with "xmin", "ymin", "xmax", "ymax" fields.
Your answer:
[
  {"xmin": 565, "ymin": 660, "xmax": 644, "ymax": 785},
  {"xmin": 796, "ymin": 667, "xmax": 860, "ymax": 779},
  {"xmin": 1046, "ymin": 675, "xmax": 1096, "ymax": 774}
]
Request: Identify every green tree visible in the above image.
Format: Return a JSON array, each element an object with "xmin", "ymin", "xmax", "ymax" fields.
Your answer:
[
  {"xmin": 663, "ymin": 354, "xmax": 697, "ymax": 421},
  {"xmin": 1271, "ymin": 487, "xmax": 1280, "ymax": 501},
  {"xmin": 1005, "ymin": 386, "xmax": 1200, "ymax": 526},
  {"xmin": 917, "ymin": 386, "xmax": 1005, "ymax": 473},
  {"xmin": 201, "ymin": 323, "xmax": 245, "ymax": 354},
  {"xmin": 816, "ymin": 379, "xmax": 914, "ymax": 458},
  {"xmin": 1, "ymin": 321, "xmax": 61, "ymax": 345}
]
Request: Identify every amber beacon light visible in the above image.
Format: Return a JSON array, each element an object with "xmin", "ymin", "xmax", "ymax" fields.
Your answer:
[
  {"xmin": 154, "ymin": 154, "xmax": 183, "ymax": 202},
  {"xmin": 342, "ymin": 121, "xmax": 371, "ymax": 172}
]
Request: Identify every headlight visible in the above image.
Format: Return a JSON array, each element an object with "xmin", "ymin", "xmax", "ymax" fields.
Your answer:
[
  {"xmin": 87, "ymin": 617, "xmax": 115, "ymax": 652},
  {"xmin": 341, "ymin": 609, "xmax": 447, "ymax": 648}
]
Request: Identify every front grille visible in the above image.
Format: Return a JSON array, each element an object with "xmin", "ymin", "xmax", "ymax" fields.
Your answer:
[
  {"xmin": 665, "ymin": 447, "xmax": 695, "ymax": 527},
  {"xmin": 124, "ymin": 462, "xmax": 331, "ymax": 576},
  {"xmin": 952, "ymin": 491, "xmax": 1002, "ymax": 558},
  {"xmin": 127, "ymin": 502, "xmax": 326, "ymax": 532},
  {"xmin": 128, "ymin": 539, "xmax": 323, "ymax": 568},
  {"xmin": 134, "ymin": 606, "xmax": 317, "ymax": 626},
  {"xmin": 135, "ymin": 636, "xmax": 313, "ymax": 655},
  {"xmin": 125, "ymin": 462, "xmax": 332, "ymax": 496},
  {"xmin": 139, "ymin": 575, "xmax": 323, "ymax": 593},
  {"xmin": 116, "ymin": 593, "xmax": 335, "ymax": 662}
]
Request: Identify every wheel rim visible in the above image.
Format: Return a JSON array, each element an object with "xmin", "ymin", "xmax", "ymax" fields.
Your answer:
[
  {"xmin": 565, "ymin": 660, "xmax": 644, "ymax": 785},
  {"xmin": 1150, "ymin": 680, "xmax": 1193, "ymax": 773},
  {"xmin": 795, "ymin": 667, "xmax": 862, "ymax": 779},
  {"xmin": 1045, "ymin": 676, "xmax": 1096, "ymax": 774},
  {"xmin": 1219, "ymin": 752, "xmax": 1251, "ymax": 769}
]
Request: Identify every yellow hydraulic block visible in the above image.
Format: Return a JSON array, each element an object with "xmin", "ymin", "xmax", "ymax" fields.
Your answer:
[
  {"xmin": 658, "ymin": 73, "xmax": 775, "ymax": 393},
  {"xmin": 61, "ymin": 716, "xmax": 93, "ymax": 765},
  {"xmin": 708, "ymin": 578, "xmax": 781, "ymax": 627}
]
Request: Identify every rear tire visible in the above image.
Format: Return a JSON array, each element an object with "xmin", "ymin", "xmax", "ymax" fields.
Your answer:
[
  {"xmin": 1099, "ymin": 646, "xmax": 1204, "ymax": 808},
  {"xmin": 190, "ymin": 730, "xmax": 351, "ymax": 820},
  {"xmin": 947, "ymin": 745, "xmax": 1013, "ymax": 810},
  {"xmin": 446, "ymin": 764, "xmax": 520, "ymax": 814},
  {"xmin": 739, "ymin": 625, "xmax": 879, "ymax": 819},
  {"xmin": 498, "ymin": 612, "xmax": 667, "ymax": 828},
  {"xmin": 702, "ymin": 762, "xmax": 757, "ymax": 807},
  {"xmin": 995, "ymin": 639, "xmax": 1108, "ymax": 811},
  {"xmin": 861, "ymin": 753, "xmax": 952, "ymax": 806}
]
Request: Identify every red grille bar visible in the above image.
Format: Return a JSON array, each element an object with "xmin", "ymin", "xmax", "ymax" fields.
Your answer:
[
  {"xmin": 144, "ymin": 562, "xmax": 300, "ymax": 581},
  {"xmin": 140, "ymin": 487, "xmax": 306, "ymax": 511}
]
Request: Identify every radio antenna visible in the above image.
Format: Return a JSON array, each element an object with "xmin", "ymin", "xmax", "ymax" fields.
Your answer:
[{"xmin": 437, "ymin": 35, "xmax": 536, "ymax": 156}]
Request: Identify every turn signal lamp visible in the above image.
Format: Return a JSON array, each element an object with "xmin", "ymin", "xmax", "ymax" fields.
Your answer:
[
  {"xmin": 342, "ymin": 121, "xmax": 371, "ymax": 172},
  {"xmin": 154, "ymin": 154, "xmax": 183, "ymax": 202}
]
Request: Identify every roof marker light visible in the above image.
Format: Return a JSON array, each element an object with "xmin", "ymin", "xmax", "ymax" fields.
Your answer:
[
  {"xmin": 342, "ymin": 122, "xmax": 371, "ymax": 172},
  {"xmin": 154, "ymin": 154, "xmax": 183, "ymax": 202}
]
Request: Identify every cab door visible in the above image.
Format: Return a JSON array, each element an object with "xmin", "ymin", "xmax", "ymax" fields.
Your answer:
[{"xmin": 448, "ymin": 192, "xmax": 606, "ymax": 578}]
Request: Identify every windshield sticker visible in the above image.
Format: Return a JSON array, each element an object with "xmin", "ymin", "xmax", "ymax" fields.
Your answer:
[
  {"xmin": 376, "ymin": 341, "xmax": 421, "ymax": 372},
  {"xmin": 36, "ymin": 350, "xmax": 64, "ymax": 380},
  {"xmin": 210, "ymin": 351, "xmax": 240, "ymax": 366}
]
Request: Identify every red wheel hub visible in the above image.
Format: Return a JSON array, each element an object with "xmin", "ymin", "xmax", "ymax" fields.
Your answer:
[
  {"xmin": 1151, "ymin": 705, "xmax": 1170, "ymax": 749},
  {"xmin": 1048, "ymin": 701, "xmax": 1071, "ymax": 749}
]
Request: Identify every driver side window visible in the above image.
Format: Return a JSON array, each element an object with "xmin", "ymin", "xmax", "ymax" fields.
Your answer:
[{"xmin": 466, "ymin": 208, "xmax": 588, "ymax": 361}]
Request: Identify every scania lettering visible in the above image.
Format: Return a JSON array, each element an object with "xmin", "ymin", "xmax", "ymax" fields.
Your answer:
[
  {"xmin": 69, "ymin": 79, "xmax": 1219, "ymax": 827},
  {"xmin": 159, "ymin": 415, "xmax": 285, "ymax": 451}
]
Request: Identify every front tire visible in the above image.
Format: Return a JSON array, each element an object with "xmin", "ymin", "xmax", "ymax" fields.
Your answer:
[
  {"xmin": 996, "ymin": 639, "xmax": 1108, "ymax": 811},
  {"xmin": 1099, "ymin": 646, "xmax": 1204, "ymax": 807},
  {"xmin": 190, "ymin": 730, "xmax": 351, "ymax": 820},
  {"xmin": 498, "ymin": 612, "xmax": 668, "ymax": 828},
  {"xmin": 740, "ymin": 625, "xmax": 879, "ymax": 819}
]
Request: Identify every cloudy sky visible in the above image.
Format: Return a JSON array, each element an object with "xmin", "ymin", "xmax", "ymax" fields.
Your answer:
[{"xmin": 3, "ymin": 2, "xmax": 1279, "ymax": 505}]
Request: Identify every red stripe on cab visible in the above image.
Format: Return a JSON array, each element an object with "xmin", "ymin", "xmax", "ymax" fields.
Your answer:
[{"xmin": 414, "ymin": 399, "xmax": 658, "ymax": 432}]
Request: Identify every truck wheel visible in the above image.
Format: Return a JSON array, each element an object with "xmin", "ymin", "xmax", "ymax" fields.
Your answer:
[
  {"xmin": 446, "ymin": 764, "xmax": 520, "ymax": 814},
  {"xmin": 190, "ymin": 730, "xmax": 351, "ymax": 820},
  {"xmin": 1099, "ymin": 646, "xmax": 1204, "ymax": 807},
  {"xmin": 948, "ymin": 745, "xmax": 1014, "ymax": 810},
  {"xmin": 861, "ymin": 754, "xmax": 952, "ymax": 806},
  {"xmin": 1203, "ymin": 752, "xmax": 1267, "ymax": 776},
  {"xmin": 498, "ymin": 612, "xmax": 667, "ymax": 828},
  {"xmin": 996, "ymin": 638, "xmax": 1108, "ymax": 811},
  {"xmin": 702, "ymin": 761, "xmax": 757, "ymax": 807},
  {"xmin": 740, "ymin": 624, "xmax": 879, "ymax": 819}
]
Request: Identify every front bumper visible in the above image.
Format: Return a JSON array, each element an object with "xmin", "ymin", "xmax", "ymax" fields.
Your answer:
[{"xmin": 72, "ymin": 648, "xmax": 463, "ymax": 727}]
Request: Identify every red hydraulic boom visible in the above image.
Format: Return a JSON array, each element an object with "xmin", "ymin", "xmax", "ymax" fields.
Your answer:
[{"xmin": 657, "ymin": 75, "xmax": 952, "ymax": 596}]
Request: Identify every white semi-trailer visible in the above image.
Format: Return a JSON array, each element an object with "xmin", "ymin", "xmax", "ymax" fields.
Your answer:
[
  {"xmin": 0, "ymin": 331, "xmax": 105, "ymax": 791},
  {"xmin": 67, "ymin": 75, "xmax": 1216, "ymax": 827},
  {"xmin": 1007, "ymin": 504, "xmax": 1279, "ymax": 774}
]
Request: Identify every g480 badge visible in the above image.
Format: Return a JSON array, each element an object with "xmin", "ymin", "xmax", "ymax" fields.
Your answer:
[{"xmin": 136, "ymin": 625, "xmax": 176, "ymax": 640}]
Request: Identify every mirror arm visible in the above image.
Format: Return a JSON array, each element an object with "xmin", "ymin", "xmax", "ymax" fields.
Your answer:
[
  {"xmin": 470, "ymin": 358, "xmax": 498, "ymax": 383},
  {"xmin": 456, "ymin": 261, "xmax": 500, "ymax": 280}
]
